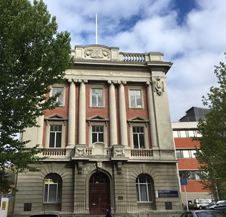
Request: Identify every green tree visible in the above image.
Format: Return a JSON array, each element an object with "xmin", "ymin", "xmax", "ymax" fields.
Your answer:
[
  {"xmin": 0, "ymin": 0, "xmax": 73, "ymax": 193},
  {"xmin": 194, "ymin": 53, "xmax": 226, "ymax": 200}
]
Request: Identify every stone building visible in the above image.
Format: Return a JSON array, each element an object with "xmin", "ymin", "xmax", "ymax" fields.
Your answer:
[{"xmin": 13, "ymin": 45, "xmax": 182, "ymax": 216}]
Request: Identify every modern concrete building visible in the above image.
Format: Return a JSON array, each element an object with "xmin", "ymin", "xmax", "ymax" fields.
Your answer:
[
  {"xmin": 172, "ymin": 107, "xmax": 211, "ymax": 205},
  {"xmin": 13, "ymin": 45, "xmax": 182, "ymax": 217}
]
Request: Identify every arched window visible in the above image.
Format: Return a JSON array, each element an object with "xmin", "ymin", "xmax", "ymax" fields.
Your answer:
[
  {"xmin": 44, "ymin": 174, "xmax": 62, "ymax": 203},
  {"xmin": 136, "ymin": 174, "xmax": 152, "ymax": 202}
]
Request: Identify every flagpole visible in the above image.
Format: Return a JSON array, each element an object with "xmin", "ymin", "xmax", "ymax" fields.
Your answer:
[{"xmin": 96, "ymin": 14, "xmax": 98, "ymax": 44}]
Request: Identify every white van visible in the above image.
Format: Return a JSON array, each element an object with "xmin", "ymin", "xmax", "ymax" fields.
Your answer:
[{"xmin": 194, "ymin": 198, "xmax": 212, "ymax": 209}]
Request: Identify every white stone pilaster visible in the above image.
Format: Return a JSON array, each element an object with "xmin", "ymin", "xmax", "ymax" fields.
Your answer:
[
  {"xmin": 119, "ymin": 82, "xmax": 128, "ymax": 146},
  {"xmin": 108, "ymin": 81, "xmax": 117, "ymax": 146},
  {"xmin": 68, "ymin": 79, "xmax": 76, "ymax": 147},
  {"xmin": 78, "ymin": 81, "xmax": 86, "ymax": 145},
  {"xmin": 36, "ymin": 115, "xmax": 44, "ymax": 146},
  {"xmin": 147, "ymin": 82, "xmax": 158, "ymax": 147}
]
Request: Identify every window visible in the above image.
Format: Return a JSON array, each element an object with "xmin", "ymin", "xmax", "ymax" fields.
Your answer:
[
  {"xmin": 44, "ymin": 174, "xmax": 62, "ymax": 203},
  {"xmin": 92, "ymin": 126, "xmax": 104, "ymax": 143},
  {"xmin": 49, "ymin": 125, "xmax": 62, "ymax": 148},
  {"xmin": 130, "ymin": 90, "xmax": 142, "ymax": 108},
  {"xmin": 176, "ymin": 150, "xmax": 197, "ymax": 158},
  {"xmin": 173, "ymin": 130, "xmax": 201, "ymax": 138},
  {"xmin": 87, "ymin": 115, "xmax": 109, "ymax": 147},
  {"xmin": 128, "ymin": 117, "xmax": 149, "ymax": 149},
  {"xmin": 179, "ymin": 170, "xmax": 203, "ymax": 180},
  {"xmin": 52, "ymin": 87, "xmax": 64, "ymax": 106},
  {"xmin": 92, "ymin": 88, "xmax": 103, "ymax": 107},
  {"xmin": 133, "ymin": 127, "xmax": 145, "ymax": 149},
  {"xmin": 188, "ymin": 130, "xmax": 195, "ymax": 137},
  {"xmin": 136, "ymin": 174, "xmax": 152, "ymax": 202},
  {"xmin": 89, "ymin": 85, "xmax": 105, "ymax": 109},
  {"xmin": 44, "ymin": 114, "xmax": 67, "ymax": 148}
]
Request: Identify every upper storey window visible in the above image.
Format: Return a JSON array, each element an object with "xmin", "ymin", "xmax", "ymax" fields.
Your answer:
[
  {"xmin": 44, "ymin": 114, "xmax": 67, "ymax": 148},
  {"xmin": 173, "ymin": 130, "xmax": 202, "ymax": 138},
  {"xmin": 89, "ymin": 84, "xmax": 105, "ymax": 109},
  {"xmin": 130, "ymin": 90, "xmax": 142, "ymax": 108},
  {"xmin": 92, "ymin": 126, "xmax": 104, "ymax": 143},
  {"xmin": 133, "ymin": 127, "xmax": 145, "ymax": 149},
  {"xmin": 128, "ymin": 86, "xmax": 144, "ymax": 110},
  {"xmin": 49, "ymin": 125, "xmax": 62, "ymax": 148},
  {"xmin": 92, "ymin": 88, "xmax": 103, "ymax": 107},
  {"xmin": 51, "ymin": 84, "xmax": 65, "ymax": 107},
  {"xmin": 128, "ymin": 116, "xmax": 149, "ymax": 149}
]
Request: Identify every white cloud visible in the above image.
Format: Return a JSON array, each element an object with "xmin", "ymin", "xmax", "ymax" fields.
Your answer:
[{"xmin": 40, "ymin": 0, "xmax": 226, "ymax": 121}]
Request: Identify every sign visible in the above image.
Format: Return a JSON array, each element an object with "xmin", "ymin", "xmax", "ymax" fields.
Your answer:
[
  {"xmin": 0, "ymin": 198, "xmax": 9, "ymax": 217},
  {"xmin": 2, "ymin": 202, "xmax": 6, "ymax": 210},
  {"xmin": 180, "ymin": 178, "xmax": 188, "ymax": 186},
  {"xmin": 158, "ymin": 191, "xmax": 178, "ymax": 198}
]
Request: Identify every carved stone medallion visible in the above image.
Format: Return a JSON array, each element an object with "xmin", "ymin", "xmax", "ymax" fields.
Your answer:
[{"xmin": 84, "ymin": 48, "xmax": 110, "ymax": 59}]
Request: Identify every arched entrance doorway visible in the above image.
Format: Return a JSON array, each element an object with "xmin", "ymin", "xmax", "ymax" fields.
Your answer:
[{"xmin": 89, "ymin": 172, "xmax": 110, "ymax": 214}]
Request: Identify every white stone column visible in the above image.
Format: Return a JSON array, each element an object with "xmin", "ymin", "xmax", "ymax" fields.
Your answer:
[
  {"xmin": 147, "ymin": 81, "xmax": 158, "ymax": 147},
  {"xmin": 68, "ymin": 79, "xmax": 76, "ymax": 147},
  {"xmin": 108, "ymin": 81, "xmax": 117, "ymax": 146},
  {"xmin": 36, "ymin": 115, "xmax": 44, "ymax": 146},
  {"xmin": 119, "ymin": 82, "xmax": 128, "ymax": 146},
  {"xmin": 78, "ymin": 80, "xmax": 86, "ymax": 145}
]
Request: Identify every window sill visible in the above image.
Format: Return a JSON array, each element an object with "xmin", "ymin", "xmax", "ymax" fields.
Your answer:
[
  {"xmin": 137, "ymin": 201, "xmax": 153, "ymax": 204},
  {"xmin": 89, "ymin": 106, "xmax": 106, "ymax": 110},
  {"xmin": 129, "ymin": 107, "xmax": 145, "ymax": 110},
  {"xmin": 55, "ymin": 105, "xmax": 66, "ymax": 108}
]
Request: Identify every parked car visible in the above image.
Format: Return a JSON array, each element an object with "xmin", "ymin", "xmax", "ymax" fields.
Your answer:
[
  {"xmin": 30, "ymin": 214, "xmax": 61, "ymax": 217},
  {"xmin": 207, "ymin": 200, "xmax": 226, "ymax": 210},
  {"xmin": 180, "ymin": 210, "xmax": 226, "ymax": 217},
  {"xmin": 194, "ymin": 198, "xmax": 212, "ymax": 209},
  {"xmin": 207, "ymin": 201, "xmax": 226, "ymax": 213}
]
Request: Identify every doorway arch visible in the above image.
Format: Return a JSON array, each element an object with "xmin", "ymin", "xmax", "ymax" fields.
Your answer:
[{"xmin": 89, "ymin": 172, "xmax": 110, "ymax": 214}]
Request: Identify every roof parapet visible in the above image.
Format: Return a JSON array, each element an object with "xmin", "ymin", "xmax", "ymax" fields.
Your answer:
[{"xmin": 71, "ymin": 45, "xmax": 164, "ymax": 62}]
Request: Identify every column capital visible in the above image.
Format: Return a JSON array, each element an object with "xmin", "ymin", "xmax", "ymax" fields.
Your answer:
[
  {"xmin": 68, "ymin": 78, "xmax": 74, "ymax": 83},
  {"xmin": 108, "ymin": 80, "xmax": 119, "ymax": 84},
  {"xmin": 119, "ymin": 80, "xmax": 127, "ymax": 85},
  {"xmin": 78, "ymin": 79, "xmax": 88, "ymax": 84}
]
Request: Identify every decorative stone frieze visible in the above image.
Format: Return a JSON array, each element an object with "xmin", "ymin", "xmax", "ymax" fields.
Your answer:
[
  {"xmin": 75, "ymin": 144, "xmax": 87, "ymax": 157},
  {"xmin": 112, "ymin": 145, "xmax": 125, "ymax": 157},
  {"xmin": 154, "ymin": 76, "xmax": 164, "ymax": 96},
  {"xmin": 84, "ymin": 47, "xmax": 110, "ymax": 59},
  {"xmin": 44, "ymin": 114, "xmax": 67, "ymax": 126}
]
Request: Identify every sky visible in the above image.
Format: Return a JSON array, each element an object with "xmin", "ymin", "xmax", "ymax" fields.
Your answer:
[{"xmin": 40, "ymin": 0, "xmax": 226, "ymax": 121}]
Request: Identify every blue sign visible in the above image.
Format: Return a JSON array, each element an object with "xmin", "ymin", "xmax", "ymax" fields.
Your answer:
[
  {"xmin": 180, "ymin": 178, "xmax": 188, "ymax": 186},
  {"xmin": 158, "ymin": 191, "xmax": 178, "ymax": 198}
]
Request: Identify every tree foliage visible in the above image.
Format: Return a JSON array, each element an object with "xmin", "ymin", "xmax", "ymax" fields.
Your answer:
[
  {"xmin": 0, "ymin": 0, "xmax": 73, "ymax": 193},
  {"xmin": 194, "ymin": 53, "xmax": 226, "ymax": 199}
]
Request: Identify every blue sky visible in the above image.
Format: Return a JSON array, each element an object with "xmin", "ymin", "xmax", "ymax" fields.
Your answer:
[{"xmin": 40, "ymin": 0, "xmax": 226, "ymax": 121}]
